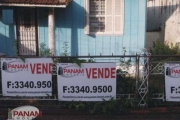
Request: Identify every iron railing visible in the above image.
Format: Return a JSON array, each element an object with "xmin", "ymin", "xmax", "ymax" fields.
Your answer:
[{"xmin": 0, "ymin": 53, "xmax": 179, "ymax": 107}]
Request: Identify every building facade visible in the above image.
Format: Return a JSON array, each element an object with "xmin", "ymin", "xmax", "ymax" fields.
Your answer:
[{"xmin": 0, "ymin": 0, "xmax": 147, "ymax": 56}]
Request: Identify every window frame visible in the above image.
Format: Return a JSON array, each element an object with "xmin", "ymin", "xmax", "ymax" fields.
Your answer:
[{"xmin": 84, "ymin": 0, "xmax": 124, "ymax": 35}]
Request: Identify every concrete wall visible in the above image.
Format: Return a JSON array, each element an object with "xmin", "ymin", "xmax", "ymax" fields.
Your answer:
[
  {"xmin": 147, "ymin": 0, "xmax": 180, "ymax": 46},
  {"xmin": 146, "ymin": 32, "xmax": 160, "ymax": 49}
]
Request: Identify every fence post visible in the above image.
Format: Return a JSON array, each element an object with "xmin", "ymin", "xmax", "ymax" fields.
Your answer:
[
  {"xmin": 136, "ymin": 53, "xmax": 139, "ymax": 102},
  {"xmin": 137, "ymin": 49, "xmax": 151, "ymax": 108}
]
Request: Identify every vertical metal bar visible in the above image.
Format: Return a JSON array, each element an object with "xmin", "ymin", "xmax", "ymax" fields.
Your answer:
[
  {"xmin": 147, "ymin": 55, "xmax": 151, "ymax": 108},
  {"xmin": 0, "ymin": 58, "xmax": 1, "ymax": 94},
  {"xmin": 14, "ymin": 8, "xmax": 19, "ymax": 56},
  {"xmin": 146, "ymin": 55, "xmax": 150, "ymax": 108},
  {"xmin": 136, "ymin": 54, "xmax": 139, "ymax": 100},
  {"xmin": 137, "ymin": 49, "xmax": 152, "ymax": 108},
  {"xmin": 35, "ymin": 8, "xmax": 39, "ymax": 56}
]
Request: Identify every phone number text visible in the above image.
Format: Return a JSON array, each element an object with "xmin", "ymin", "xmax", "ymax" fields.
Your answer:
[
  {"xmin": 7, "ymin": 81, "xmax": 52, "ymax": 89},
  {"xmin": 63, "ymin": 85, "xmax": 113, "ymax": 93}
]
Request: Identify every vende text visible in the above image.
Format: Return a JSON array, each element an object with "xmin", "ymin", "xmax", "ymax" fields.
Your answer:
[
  {"xmin": 86, "ymin": 68, "xmax": 116, "ymax": 79},
  {"xmin": 30, "ymin": 63, "xmax": 52, "ymax": 74}
]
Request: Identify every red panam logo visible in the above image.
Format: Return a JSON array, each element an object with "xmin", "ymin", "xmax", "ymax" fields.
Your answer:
[
  {"xmin": 8, "ymin": 64, "xmax": 28, "ymax": 69},
  {"xmin": 166, "ymin": 66, "xmax": 180, "ymax": 78},
  {"xmin": 59, "ymin": 65, "xmax": 116, "ymax": 79},
  {"xmin": 171, "ymin": 69, "xmax": 180, "ymax": 74},
  {"xmin": 3, "ymin": 61, "xmax": 52, "ymax": 74},
  {"xmin": 8, "ymin": 106, "xmax": 42, "ymax": 120},
  {"xmin": 64, "ymin": 68, "xmax": 84, "ymax": 74}
]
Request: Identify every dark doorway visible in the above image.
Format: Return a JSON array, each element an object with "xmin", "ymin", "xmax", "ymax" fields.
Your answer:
[{"xmin": 15, "ymin": 8, "xmax": 38, "ymax": 56}]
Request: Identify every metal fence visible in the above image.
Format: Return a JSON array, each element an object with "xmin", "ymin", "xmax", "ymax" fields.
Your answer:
[
  {"xmin": 0, "ymin": 51, "xmax": 179, "ymax": 107},
  {"xmin": 149, "ymin": 56, "xmax": 180, "ymax": 101}
]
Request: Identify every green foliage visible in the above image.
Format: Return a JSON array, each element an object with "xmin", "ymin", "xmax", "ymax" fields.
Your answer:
[
  {"xmin": 123, "ymin": 47, "xmax": 127, "ymax": 55},
  {"xmin": 149, "ymin": 41, "xmax": 180, "ymax": 61},
  {"xmin": 116, "ymin": 71, "xmax": 135, "ymax": 95},
  {"xmin": 124, "ymin": 98, "xmax": 136, "ymax": 108},
  {"xmin": 148, "ymin": 75, "xmax": 164, "ymax": 107},
  {"xmin": 62, "ymin": 97, "xmax": 137, "ymax": 116},
  {"xmin": 150, "ymin": 41, "xmax": 180, "ymax": 55},
  {"xmin": 12, "ymin": 39, "xmax": 25, "ymax": 62},
  {"xmin": 39, "ymin": 43, "xmax": 52, "ymax": 56},
  {"xmin": 88, "ymin": 98, "xmax": 118, "ymax": 115},
  {"xmin": 13, "ymin": 39, "xmax": 18, "ymax": 55},
  {"xmin": 63, "ymin": 101, "xmax": 86, "ymax": 111},
  {"xmin": 148, "ymin": 41, "xmax": 174, "ymax": 107},
  {"xmin": 63, "ymin": 98, "xmax": 122, "ymax": 116},
  {"xmin": 116, "ymin": 75, "xmax": 135, "ymax": 94},
  {"xmin": 116, "ymin": 50, "xmax": 136, "ymax": 109},
  {"xmin": 56, "ymin": 41, "xmax": 94, "ymax": 66},
  {"xmin": 60, "ymin": 41, "xmax": 69, "ymax": 56},
  {"xmin": 116, "ymin": 58, "xmax": 135, "ymax": 94}
]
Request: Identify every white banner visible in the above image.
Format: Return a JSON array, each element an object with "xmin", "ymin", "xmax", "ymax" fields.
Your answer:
[
  {"xmin": 57, "ymin": 63, "xmax": 116, "ymax": 101},
  {"xmin": 1, "ymin": 58, "xmax": 52, "ymax": 96},
  {"xmin": 165, "ymin": 63, "xmax": 180, "ymax": 101}
]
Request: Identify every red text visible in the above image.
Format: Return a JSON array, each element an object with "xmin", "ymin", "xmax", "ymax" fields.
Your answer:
[
  {"xmin": 86, "ymin": 68, "xmax": 116, "ymax": 79},
  {"xmin": 13, "ymin": 111, "xmax": 42, "ymax": 117},
  {"xmin": 30, "ymin": 63, "xmax": 52, "ymax": 74},
  {"xmin": 171, "ymin": 69, "xmax": 180, "ymax": 74},
  {"xmin": 8, "ymin": 64, "xmax": 28, "ymax": 69},
  {"xmin": 64, "ymin": 69, "xmax": 84, "ymax": 74}
]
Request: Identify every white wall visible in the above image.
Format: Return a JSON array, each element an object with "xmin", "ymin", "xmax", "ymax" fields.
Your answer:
[{"xmin": 147, "ymin": 0, "xmax": 180, "ymax": 45}]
